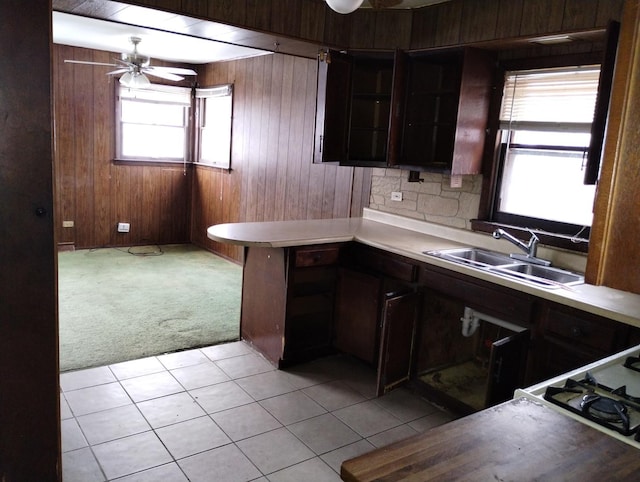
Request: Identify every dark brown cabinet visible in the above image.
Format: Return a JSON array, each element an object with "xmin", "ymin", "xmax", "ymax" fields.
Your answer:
[
  {"xmin": 314, "ymin": 50, "xmax": 402, "ymax": 166},
  {"xmin": 534, "ymin": 301, "xmax": 635, "ymax": 381},
  {"xmin": 240, "ymin": 240, "xmax": 639, "ymax": 413},
  {"xmin": 314, "ymin": 47, "xmax": 493, "ymax": 174},
  {"xmin": 414, "ymin": 265, "xmax": 533, "ymax": 414},
  {"xmin": 334, "ymin": 267, "xmax": 382, "ymax": 364},
  {"xmin": 377, "ymin": 289, "xmax": 421, "ymax": 395},
  {"xmin": 240, "ymin": 244, "xmax": 340, "ymax": 367},
  {"xmin": 397, "ymin": 48, "xmax": 494, "ymax": 173},
  {"xmin": 334, "ymin": 245, "xmax": 421, "ymax": 395}
]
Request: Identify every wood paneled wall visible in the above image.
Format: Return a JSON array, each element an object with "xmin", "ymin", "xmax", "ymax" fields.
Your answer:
[
  {"xmin": 53, "ymin": 45, "xmax": 192, "ymax": 249},
  {"xmin": 586, "ymin": 0, "xmax": 640, "ymax": 293},
  {"xmin": 53, "ymin": 45, "xmax": 369, "ymax": 258},
  {"xmin": 119, "ymin": 0, "xmax": 623, "ymax": 51},
  {"xmin": 190, "ymin": 54, "xmax": 371, "ymax": 262},
  {"xmin": 408, "ymin": 0, "xmax": 622, "ymax": 48},
  {"xmin": 52, "ymin": 0, "xmax": 622, "ymax": 260}
]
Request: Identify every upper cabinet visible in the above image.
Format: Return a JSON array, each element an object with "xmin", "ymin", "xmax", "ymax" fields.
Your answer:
[
  {"xmin": 314, "ymin": 47, "xmax": 494, "ymax": 175},
  {"xmin": 397, "ymin": 48, "xmax": 494, "ymax": 173},
  {"xmin": 314, "ymin": 50, "xmax": 401, "ymax": 167}
]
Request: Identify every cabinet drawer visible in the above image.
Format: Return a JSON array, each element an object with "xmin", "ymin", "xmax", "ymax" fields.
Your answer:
[
  {"xmin": 540, "ymin": 337, "xmax": 607, "ymax": 378},
  {"xmin": 353, "ymin": 246, "xmax": 418, "ymax": 282},
  {"xmin": 544, "ymin": 307, "xmax": 617, "ymax": 352},
  {"xmin": 420, "ymin": 266, "xmax": 533, "ymax": 324},
  {"xmin": 295, "ymin": 247, "xmax": 340, "ymax": 267}
]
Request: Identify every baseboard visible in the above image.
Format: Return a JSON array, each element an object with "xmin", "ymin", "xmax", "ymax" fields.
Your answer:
[{"xmin": 57, "ymin": 243, "xmax": 75, "ymax": 252}]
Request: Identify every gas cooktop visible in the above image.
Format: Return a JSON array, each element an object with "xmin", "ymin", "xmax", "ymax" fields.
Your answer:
[{"xmin": 516, "ymin": 345, "xmax": 640, "ymax": 449}]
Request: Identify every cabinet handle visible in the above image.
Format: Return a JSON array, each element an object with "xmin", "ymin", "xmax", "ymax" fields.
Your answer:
[{"xmin": 571, "ymin": 326, "xmax": 582, "ymax": 337}]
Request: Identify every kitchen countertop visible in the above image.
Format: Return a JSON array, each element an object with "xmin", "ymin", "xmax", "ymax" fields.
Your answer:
[
  {"xmin": 207, "ymin": 208, "xmax": 640, "ymax": 328},
  {"xmin": 339, "ymin": 397, "xmax": 640, "ymax": 481}
]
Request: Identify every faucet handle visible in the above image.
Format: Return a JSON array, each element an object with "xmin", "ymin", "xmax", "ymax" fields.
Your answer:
[{"xmin": 525, "ymin": 229, "xmax": 540, "ymax": 257}]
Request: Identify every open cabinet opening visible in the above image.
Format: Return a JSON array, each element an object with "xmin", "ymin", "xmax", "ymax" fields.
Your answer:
[{"xmin": 416, "ymin": 294, "xmax": 530, "ymax": 414}]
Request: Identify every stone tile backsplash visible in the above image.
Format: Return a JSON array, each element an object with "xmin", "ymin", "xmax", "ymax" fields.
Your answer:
[{"xmin": 368, "ymin": 169, "xmax": 482, "ymax": 230}]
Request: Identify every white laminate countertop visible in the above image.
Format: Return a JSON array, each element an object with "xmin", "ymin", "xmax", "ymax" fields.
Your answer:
[{"xmin": 207, "ymin": 208, "xmax": 640, "ymax": 328}]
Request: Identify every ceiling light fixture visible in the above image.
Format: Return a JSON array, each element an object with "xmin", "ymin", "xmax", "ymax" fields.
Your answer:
[
  {"xmin": 529, "ymin": 35, "xmax": 572, "ymax": 45},
  {"xmin": 119, "ymin": 71, "xmax": 151, "ymax": 88},
  {"xmin": 326, "ymin": 0, "xmax": 364, "ymax": 14}
]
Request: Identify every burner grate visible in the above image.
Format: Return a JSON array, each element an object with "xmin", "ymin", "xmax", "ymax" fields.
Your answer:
[
  {"xmin": 581, "ymin": 393, "xmax": 629, "ymax": 426},
  {"xmin": 544, "ymin": 377, "xmax": 640, "ymax": 437},
  {"xmin": 623, "ymin": 355, "xmax": 640, "ymax": 373}
]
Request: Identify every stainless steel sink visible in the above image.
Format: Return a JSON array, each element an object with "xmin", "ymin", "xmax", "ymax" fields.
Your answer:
[
  {"xmin": 424, "ymin": 247, "xmax": 584, "ymax": 288},
  {"xmin": 424, "ymin": 247, "xmax": 514, "ymax": 268},
  {"xmin": 489, "ymin": 263, "xmax": 584, "ymax": 287}
]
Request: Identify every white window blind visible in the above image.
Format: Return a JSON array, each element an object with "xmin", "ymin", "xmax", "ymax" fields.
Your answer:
[
  {"xmin": 119, "ymin": 84, "xmax": 192, "ymax": 105},
  {"xmin": 499, "ymin": 66, "xmax": 600, "ymax": 132},
  {"xmin": 117, "ymin": 84, "xmax": 192, "ymax": 161}
]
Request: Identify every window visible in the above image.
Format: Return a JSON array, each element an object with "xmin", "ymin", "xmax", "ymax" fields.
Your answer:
[
  {"xmin": 116, "ymin": 85, "xmax": 191, "ymax": 162},
  {"xmin": 492, "ymin": 65, "xmax": 601, "ymax": 236},
  {"xmin": 195, "ymin": 84, "xmax": 233, "ymax": 169}
]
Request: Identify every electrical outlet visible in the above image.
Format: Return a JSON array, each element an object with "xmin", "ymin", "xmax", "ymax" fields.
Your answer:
[
  {"xmin": 117, "ymin": 222, "xmax": 130, "ymax": 233},
  {"xmin": 391, "ymin": 191, "xmax": 403, "ymax": 201},
  {"xmin": 62, "ymin": 220, "xmax": 74, "ymax": 228}
]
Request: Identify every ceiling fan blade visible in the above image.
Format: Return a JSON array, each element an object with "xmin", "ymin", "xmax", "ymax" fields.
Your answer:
[
  {"xmin": 369, "ymin": 0, "xmax": 403, "ymax": 7},
  {"xmin": 142, "ymin": 69, "xmax": 184, "ymax": 82},
  {"xmin": 148, "ymin": 66, "xmax": 197, "ymax": 76},
  {"xmin": 64, "ymin": 59, "xmax": 118, "ymax": 67},
  {"xmin": 115, "ymin": 58, "xmax": 135, "ymax": 68},
  {"xmin": 106, "ymin": 68, "xmax": 129, "ymax": 76}
]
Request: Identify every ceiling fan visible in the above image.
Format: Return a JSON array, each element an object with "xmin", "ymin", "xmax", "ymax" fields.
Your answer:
[
  {"xmin": 64, "ymin": 36, "xmax": 197, "ymax": 88},
  {"xmin": 368, "ymin": 0, "xmax": 403, "ymax": 7},
  {"xmin": 326, "ymin": 0, "xmax": 444, "ymax": 13}
]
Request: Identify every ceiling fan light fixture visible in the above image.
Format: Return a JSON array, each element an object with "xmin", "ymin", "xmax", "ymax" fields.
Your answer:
[
  {"xmin": 326, "ymin": 0, "xmax": 364, "ymax": 14},
  {"xmin": 120, "ymin": 71, "xmax": 150, "ymax": 88}
]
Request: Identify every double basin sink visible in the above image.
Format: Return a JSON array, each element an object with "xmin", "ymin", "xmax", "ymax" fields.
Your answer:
[{"xmin": 425, "ymin": 247, "xmax": 584, "ymax": 289}]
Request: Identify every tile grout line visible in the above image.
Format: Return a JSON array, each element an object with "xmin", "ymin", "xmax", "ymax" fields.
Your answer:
[{"xmin": 61, "ymin": 343, "xmax": 453, "ymax": 480}]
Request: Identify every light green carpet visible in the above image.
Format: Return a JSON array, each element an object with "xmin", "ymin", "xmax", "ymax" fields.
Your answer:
[{"xmin": 58, "ymin": 244, "xmax": 242, "ymax": 372}]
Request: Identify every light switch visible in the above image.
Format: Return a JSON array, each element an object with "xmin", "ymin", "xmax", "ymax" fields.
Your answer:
[{"xmin": 391, "ymin": 192, "xmax": 403, "ymax": 201}]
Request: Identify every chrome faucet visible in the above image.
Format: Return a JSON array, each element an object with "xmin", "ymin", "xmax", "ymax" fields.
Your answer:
[{"xmin": 492, "ymin": 228, "xmax": 551, "ymax": 266}]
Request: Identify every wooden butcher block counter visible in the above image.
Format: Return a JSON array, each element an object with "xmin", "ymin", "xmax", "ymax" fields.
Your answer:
[{"xmin": 341, "ymin": 398, "xmax": 640, "ymax": 481}]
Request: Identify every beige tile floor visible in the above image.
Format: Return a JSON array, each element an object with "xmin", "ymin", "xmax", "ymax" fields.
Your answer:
[{"xmin": 61, "ymin": 341, "xmax": 456, "ymax": 481}]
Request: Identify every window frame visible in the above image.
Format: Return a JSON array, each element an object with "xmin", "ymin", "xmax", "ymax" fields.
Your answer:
[
  {"xmin": 493, "ymin": 64, "xmax": 599, "ymax": 236},
  {"xmin": 115, "ymin": 83, "xmax": 193, "ymax": 164},
  {"xmin": 194, "ymin": 84, "xmax": 234, "ymax": 170},
  {"xmin": 472, "ymin": 49, "xmax": 616, "ymax": 253}
]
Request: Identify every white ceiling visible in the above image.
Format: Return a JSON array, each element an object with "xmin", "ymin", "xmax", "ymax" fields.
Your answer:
[{"xmin": 52, "ymin": 12, "xmax": 272, "ymax": 64}]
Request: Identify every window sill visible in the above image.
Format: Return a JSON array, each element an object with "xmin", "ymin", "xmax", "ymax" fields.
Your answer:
[
  {"xmin": 113, "ymin": 159, "xmax": 191, "ymax": 168},
  {"xmin": 193, "ymin": 162, "xmax": 232, "ymax": 171},
  {"xmin": 471, "ymin": 220, "xmax": 589, "ymax": 254}
]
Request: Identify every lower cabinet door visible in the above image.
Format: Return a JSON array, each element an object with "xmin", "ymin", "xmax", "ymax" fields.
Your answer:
[
  {"xmin": 334, "ymin": 268, "xmax": 382, "ymax": 365},
  {"xmin": 377, "ymin": 289, "xmax": 420, "ymax": 396},
  {"xmin": 485, "ymin": 329, "xmax": 530, "ymax": 406}
]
